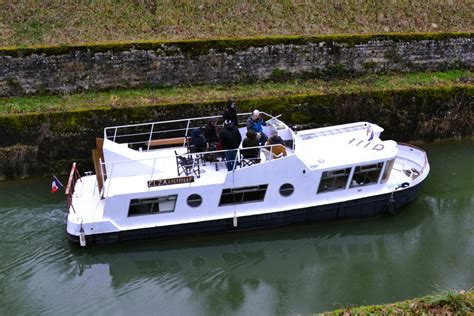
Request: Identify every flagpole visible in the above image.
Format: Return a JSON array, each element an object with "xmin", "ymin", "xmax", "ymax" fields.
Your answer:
[{"xmin": 52, "ymin": 175, "xmax": 64, "ymax": 189}]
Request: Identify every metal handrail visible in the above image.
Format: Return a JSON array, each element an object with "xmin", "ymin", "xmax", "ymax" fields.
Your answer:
[
  {"xmin": 102, "ymin": 112, "xmax": 279, "ymax": 145},
  {"xmin": 397, "ymin": 142, "xmax": 429, "ymax": 174}
]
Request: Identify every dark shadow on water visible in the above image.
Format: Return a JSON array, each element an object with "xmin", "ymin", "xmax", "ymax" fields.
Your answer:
[
  {"xmin": 64, "ymin": 196, "xmax": 439, "ymax": 315},
  {"xmin": 71, "ymin": 195, "xmax": 432, "ymax": 279}
]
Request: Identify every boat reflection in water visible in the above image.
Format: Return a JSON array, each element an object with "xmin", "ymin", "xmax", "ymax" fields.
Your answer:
[{"xmin": 71, "ymin": 208, "xmax": 429, "ymax": 313}]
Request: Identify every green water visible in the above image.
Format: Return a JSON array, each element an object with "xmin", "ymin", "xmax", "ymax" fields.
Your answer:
[{"xmin": 0, "ymin": 141, "xmax": 473, "ymax": 315}]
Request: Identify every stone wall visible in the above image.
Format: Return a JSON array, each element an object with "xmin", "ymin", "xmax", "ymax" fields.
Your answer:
[{"xmin": 1, "ymin": 35, "xmax": 472, "ymax": 96}]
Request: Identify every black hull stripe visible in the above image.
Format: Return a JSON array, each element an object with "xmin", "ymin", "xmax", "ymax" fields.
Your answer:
[{"xmin": 68, "ymin": 182, "xmax": 423, "ymax": 246}]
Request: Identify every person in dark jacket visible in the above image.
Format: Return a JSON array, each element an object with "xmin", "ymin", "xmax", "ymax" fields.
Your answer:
[
  {"xmin": 204, "ymin": 118, "xmax": 219, "ymax": 161},
  {"xmin": 204, "ymin": 118, "xmax": 219, "ymax": 145},
  {"xmin": 222, "ymin": 98, "xmax": 238, "ymax": 127},
  {"xmin": 242, "ymin": 130, "xmax": 260, "ymax": 163},
  {"xmin": 191, "ymin": 127, "xmax": 207, "ymax": 152},
  {"xmin": 220, "ymin": 120, "xmax": 242, "ymax": 171}
]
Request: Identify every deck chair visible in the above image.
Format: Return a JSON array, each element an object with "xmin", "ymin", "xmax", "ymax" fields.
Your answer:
[
  {"xmin": 175, "ymin": 151, "xmax": 200, "ymax": 178},
  {"xmin": 240, "ymin": 147, "xmax": 261, "ymax": 167}
]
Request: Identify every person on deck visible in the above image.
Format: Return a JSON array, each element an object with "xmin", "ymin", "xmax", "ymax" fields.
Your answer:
[
  {"xmin": 246, "ymin": 109, "xmax": 267, "ymax": 145},
  {"xmin": 220, "ymin": 120, "xmax": 242, "ymax": 171},
  {"xmin": 222, "ymin": 98, "xmax": 238, "ymax": 127},
  {"xmin": 204, "ymin": 118, "xmax": 219, "ymax": 148},
  {"xmin": 191, "ymin": 126, "xmax": 207, "ymax": 153},
  {"xmin": 241, "ymin": 130, "xmax": 261, "ymax": 164},
  {"xmin": 266, "ymin": 130, "xmax": 287, "ymax": 159},
  {"xmin": 204, "ymin": 118, "xmax": 219, "ymax": 161}
]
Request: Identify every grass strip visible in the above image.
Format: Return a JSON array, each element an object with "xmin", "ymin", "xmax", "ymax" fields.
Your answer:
[
  {"xmin": 1, "ymin": 2, "xmax": 472, "ymax": 47},
  {"xmin": 320, "ymin": 289, "xmax": 473, "ymax": 315},
  {"xmin": 0, "ymin": 70, "xmax": 471, "ymax": 115}
]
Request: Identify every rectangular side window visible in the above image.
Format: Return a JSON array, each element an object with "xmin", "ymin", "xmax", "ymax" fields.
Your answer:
[
  {"xmin": 219, "ymin": 185, "xmax": 268, "ymax": 206},
  {"xmin": 128, "ymin": 195, "xmax": 177, "ymax": 216},
  {"xmin": 317, "ymin": 168, "xmax": 351, "ymax": 193},
  {"xmin": 349, "ymin": 162, "xmax": 384, "ymax": 187}
]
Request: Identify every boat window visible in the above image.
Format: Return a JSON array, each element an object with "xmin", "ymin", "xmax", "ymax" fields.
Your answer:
[
  {"xmin": 279, "ymin": 183, "xmax": 294, "ymax": 197},
  {"xmin": 187, "ymin": 194, "xmax": 202, "ymax": 208},
  {"xmin": 381, "ymin": 159, "xmax": 395, "ymax": 183},
  {"xmin": 349, "ymin": 162, "xmax": 384, "ymax": 187},
  {"xmin": 219, "ymin": 185, "xmax": 268, "ymax": 206},
  {"xmin": 128, "ymin": 195, "xmax": 177, "ymax": 216},
  {"xmin": 317, "ymin": 168, "xmax": 351, "ymax": 193}
]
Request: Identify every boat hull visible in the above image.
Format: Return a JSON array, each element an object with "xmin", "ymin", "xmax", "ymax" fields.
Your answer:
[{"xmin": 67, "ymin": 181, "xmax": 424, "ymax": 246}]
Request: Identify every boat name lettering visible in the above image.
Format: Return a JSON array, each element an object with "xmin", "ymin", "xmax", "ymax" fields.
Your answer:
[
  {"xmin": 148, "ymin": 176, "xmax": 194, "ymax": 187},
  {"xmin": 348, "ymin": 138, "xmax": 384, "ymax": 151}
]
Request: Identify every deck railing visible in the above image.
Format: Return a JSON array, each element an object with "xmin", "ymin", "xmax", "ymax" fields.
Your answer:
[
  {"xmin": 397, "ymin": 142, "xmax": 429, "ymax": 174},
  {"xmin": 103, "ymin": 112, "xmax": 284, "ymax": 150}
]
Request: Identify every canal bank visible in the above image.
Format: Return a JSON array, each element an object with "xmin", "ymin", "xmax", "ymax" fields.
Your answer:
[
  {"xmin": 324, "ymin": 290, "xmax": 474, "ymax": 316},
  {"xmin": 0, "ymin": 83, "xmax": 472, "ymax": 180},
  {"xmin": 321, "ymin": 290, "xmax": 474, "ymax": 315}
]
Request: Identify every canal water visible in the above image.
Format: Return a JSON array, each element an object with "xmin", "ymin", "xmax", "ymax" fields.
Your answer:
[{"xmin": 0, "ymin": 141, "xmax": 472, "ymax": 315}]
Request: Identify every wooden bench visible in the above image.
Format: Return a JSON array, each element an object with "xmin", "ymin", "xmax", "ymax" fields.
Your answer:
[{"xmin": 148, "ymin": 137, "xmax": 188, "ymax": 149}]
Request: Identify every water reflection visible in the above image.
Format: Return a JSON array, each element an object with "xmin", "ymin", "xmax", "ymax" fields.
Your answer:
[{"xmin": 67, "ymin": 206, "xmax": 431, "ymax": 314}]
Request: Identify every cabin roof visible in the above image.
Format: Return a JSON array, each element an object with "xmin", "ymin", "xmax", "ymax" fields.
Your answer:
[{"xmin": 295, "ymin": 122, "xmax": 398, "ymax": 170}]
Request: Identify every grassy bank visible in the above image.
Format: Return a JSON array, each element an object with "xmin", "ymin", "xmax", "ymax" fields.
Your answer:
[
  {"xmin": 0, "ymin": 70, "xmax": 472, "ymax": 115},
  {"xmin": 320, "ymin": 290, "xmax": 474, "ymax": 315},
  {"xmin": 1, "ymin": 1, "xmax": 472, "ymax": 47}
]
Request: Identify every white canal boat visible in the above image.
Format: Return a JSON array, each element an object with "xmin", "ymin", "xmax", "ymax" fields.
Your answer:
[{"xmin": 65, "ymin": 112, "xmax": 429, "ymax": 246}]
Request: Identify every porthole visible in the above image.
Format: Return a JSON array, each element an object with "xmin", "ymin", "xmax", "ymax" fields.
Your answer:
[
  {"xmin": 187, "ymin": 194, "xmax": 202, "ymax": 207},
  {"xmin": 279, "ymin": 183, "xmax": 294, "ymax": 197}
]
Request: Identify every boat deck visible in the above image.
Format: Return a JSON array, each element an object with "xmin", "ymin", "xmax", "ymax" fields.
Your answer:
[
  {"xmin": 101, "ymin": 144, "xmax": 294, "ymax": 197},
  {"xmin": 71, "ymin": 175, "xmax": 104, "ymax": 219}
]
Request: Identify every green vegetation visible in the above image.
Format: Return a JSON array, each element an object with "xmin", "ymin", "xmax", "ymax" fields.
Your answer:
[
  {"xmin": 0, "ymin": 70, "xmax": 471, "ymax": 115},
  {"xmin": 1, "ymin": 1, "xmax": 472, "ymax": 47},
  {"xmin": 320, "ymin": 290, "xmax": 474, "ymax": 315}
]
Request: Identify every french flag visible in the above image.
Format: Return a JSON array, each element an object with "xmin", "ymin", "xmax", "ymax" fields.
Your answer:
[
  {"xmin": 367, "ymin": 125, "xmax": 374, "ymax": 141},
  {"xmin": 51, "ymin": 176, "xmax": 63, "ymax": 193}
]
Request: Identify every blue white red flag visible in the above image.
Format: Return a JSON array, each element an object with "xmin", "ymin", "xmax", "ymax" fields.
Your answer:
[
  {"xmin": 51, "ymin": 176, "xmax": 63, "ymax": 193},
  {"xmin": 367, "ymin": 125, "xmax": 374, "ymax": 141}
]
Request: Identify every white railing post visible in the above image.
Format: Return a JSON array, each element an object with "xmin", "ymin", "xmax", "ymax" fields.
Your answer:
[
  {"xmin": 184, "ymin": 119, "xmax": 191, "ymax": 147},
  {"xmin": 113, "ymin": 128, "xmax": 118, "ymax": 142},
  {"xmin": 106, "ymin": 163, "xmax": 114, "ymax": 197},
  {"xmin": 233, "ymin": 148, "xmax": 240, "ymax": 170},
  {"xmin": 99, "ymin": 158, "xmax": 106, "ymax": 198},
  {"xmin": 150, "ymin": 158, "xmax": 157, "ymax": 181},
  {"xmin": 147, "ymin": 123, "xmax": 155, "ymax": 151}
]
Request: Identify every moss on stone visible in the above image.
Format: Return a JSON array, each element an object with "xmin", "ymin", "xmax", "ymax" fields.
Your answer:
[{"xmin": 1, "ymin": 32, "xmax": 471, "ymax": 58}]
